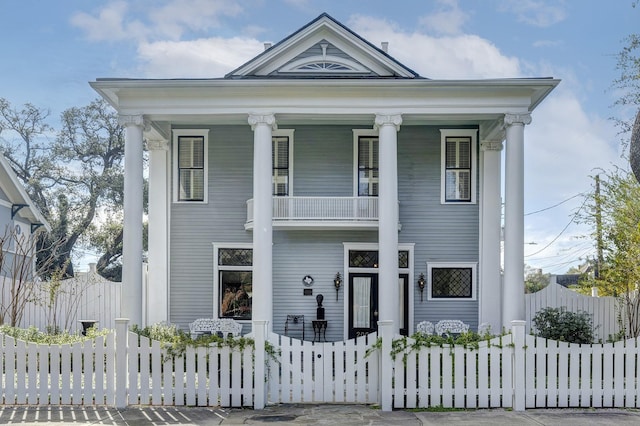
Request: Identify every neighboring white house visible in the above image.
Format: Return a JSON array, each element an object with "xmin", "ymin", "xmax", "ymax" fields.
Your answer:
[
  {"xmin": 0, "ymin": 154, "xmax": 51, "ymax": 325},
  {"xmin": 0, "ymin": 154, "xmax": 51, "ymax": 276},
  {"xmin": 91, "ymin": 13, "xmax": 559, "ymax": 340}
]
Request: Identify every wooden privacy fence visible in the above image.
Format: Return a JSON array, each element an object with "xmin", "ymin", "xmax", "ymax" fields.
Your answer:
[
  {"xmin": 4, "ymin": 319, "xmax": 640, "ymax": 411},
  {"xmin": 525, "ymin": 283, "xmax": 619, "ymax": 341}
]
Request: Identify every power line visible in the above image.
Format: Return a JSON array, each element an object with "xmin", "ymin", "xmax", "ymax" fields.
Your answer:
[
  {"xmin": 525, "ymin": 196, "xmax": 588, "ymax": 258},
  {"xmin": 525, "ymin": 193, "xmax": 584, "ymax": 216}
]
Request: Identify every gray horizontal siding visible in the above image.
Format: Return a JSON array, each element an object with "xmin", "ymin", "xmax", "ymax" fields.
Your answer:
[
  {"xmin": 169, "ymin": 124, "xmax": 480, "ymax": 334},
  {"xmin": 397, "ymin": 126, "xmax": 479, "ymax": 330}
]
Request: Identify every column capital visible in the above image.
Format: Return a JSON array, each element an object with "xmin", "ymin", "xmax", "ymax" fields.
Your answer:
[
  {"xmin": 248, "ymin": 113, "xmax": 277, "ymax": 130},
  {"xmin": 146, "ymin": 139, "xmax": 169, "ymax": 151},
  {"xmin": 504, "ymin": 113, "xmax": 532, "ymax": 127},
  {"xmin": 480, "ymin": 140, "xmax": 504, "ymax": 151},
  {"xmin": 374, "ymin": 114, "xmax": 403, "ymax": 131},
  {"xmin": 118, "ymin": 114, "xmax": 149, "ymax": 129}
]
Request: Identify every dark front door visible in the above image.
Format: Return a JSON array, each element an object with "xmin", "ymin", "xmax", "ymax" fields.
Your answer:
[{"xmin": 349, "ymin": 273, "xmax": 378, "ymax": 338}]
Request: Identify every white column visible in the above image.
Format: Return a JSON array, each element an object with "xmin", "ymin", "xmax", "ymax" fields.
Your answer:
[
  {"xmin": 147, "ymin": 139, "xmax": 169, "ymax": 325},
  {"xmin": 502, "ymin": 113, "xmax": 531, "ymax": 329},
  {"xmin": 375, "ymin": 113, "xmax": 402, "ymax": 333},
  {"xmin": 119, "ymin": 115, "xmax": 146, "ymax": 327},
  {"xmin": 249, "ymin": 113, "xmax": 276, "ymax": 333},
  {"xmin": 479, "ymin": 140, "xmax": 503, "ymax": 333}
]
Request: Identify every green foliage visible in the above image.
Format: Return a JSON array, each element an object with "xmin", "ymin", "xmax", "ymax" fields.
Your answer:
[
  {"xmin": 577, "ymin": 169, "xmax": 640, "ymax": 337},
  {"xmin": 366, "ymin": 328, "xmax": 502, "ymax": 364},
  {"xmin": 524, "ymin": 266, "xmax": 550, "ymax": 294},
  {"xmin": 532, "ymin": 307, "xmax": 595, "ymax": 344},
  {"xmin": 129, "ymin": 322, "xmax": 279, "ymax": 362},
  {"xmin": 0, "ymin": 324, "xmax": 109, "ymax": 344}
]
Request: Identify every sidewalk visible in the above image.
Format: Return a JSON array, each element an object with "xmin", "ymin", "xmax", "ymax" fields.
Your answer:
[{"xmin": 2, "ymin": 404, "xmax": 640, "ymax": 425}]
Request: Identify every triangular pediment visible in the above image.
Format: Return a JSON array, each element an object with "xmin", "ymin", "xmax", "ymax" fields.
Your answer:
[{"xmin": 226, "ymin": 13, "xmax": 420, "ymax": 79}]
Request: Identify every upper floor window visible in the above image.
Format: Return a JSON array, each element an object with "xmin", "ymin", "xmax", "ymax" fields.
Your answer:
[
  {"xmin": 440, "ymin": 129, "xmax": 477, "ymax": 204},
  {"xmin": 272, "ymin": 130, "xmax": 294, "ymax": 196},
  {"xmin": 173, "ymin": 129, "xmax": 209, "ymax": 203},
  {"xmin": 357, "ymin": 135, "xmax": 378, "ymax": 196}
]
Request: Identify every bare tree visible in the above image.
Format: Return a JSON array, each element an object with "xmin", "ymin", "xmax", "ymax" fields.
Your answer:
[{"xmin": 0, "ymin": 224, "xmax": 63, "ymax": 326}]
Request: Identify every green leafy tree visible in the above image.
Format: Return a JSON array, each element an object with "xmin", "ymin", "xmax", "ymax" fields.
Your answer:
[
  {"xmin": 524, "ymin": 265, "xmax": 550, "ymax": 294},
  {"xmin": 0, "ymin": 98, "xmax": 129, "ymax": 280},
  {"xmin": 578, "ymin": 168, "xmax": 640, "ymax": 337}
]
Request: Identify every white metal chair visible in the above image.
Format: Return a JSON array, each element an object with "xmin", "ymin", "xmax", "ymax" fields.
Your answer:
[
  {"xmin": 435, "ymin": 320, "xmax": 469, "ymax": 337},
  {"xmin": 416, "ymin": 321, "xmax": 435, "ymax": 335}
]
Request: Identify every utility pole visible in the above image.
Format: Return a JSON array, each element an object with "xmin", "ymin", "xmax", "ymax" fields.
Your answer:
[{"xmin": 595, "ymin": 174, "xmax": 604, "ymax": 279}]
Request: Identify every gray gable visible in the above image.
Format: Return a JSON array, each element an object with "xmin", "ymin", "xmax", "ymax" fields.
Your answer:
[{"xmin": 226, "ymin": 13, "xmax": 420, "ymax": 79}]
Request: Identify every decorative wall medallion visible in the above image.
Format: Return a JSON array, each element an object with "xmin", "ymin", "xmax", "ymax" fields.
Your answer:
[{"xmin": 302, "ymin": 275, "xmax": 314, "ymax": 286}]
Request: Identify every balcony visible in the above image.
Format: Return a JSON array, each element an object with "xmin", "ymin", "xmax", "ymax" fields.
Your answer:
[{"xmin": 245, "ymin": 196, "xmax": 395, "ymax": 230}]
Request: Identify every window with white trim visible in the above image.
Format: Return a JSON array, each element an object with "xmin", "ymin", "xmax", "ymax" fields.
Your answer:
[
  {"xmin": 173, "ymin": 129, "xmax": 209, "ymax": 202},
  {"xmin": 440, "ymin": 129, "xmax": 477, "ymax": 204},
  {"xmin": 427, "ymin": 262, "xmax": 477, "ymax": 300},
  {"xmin": 214, "ymin": 245, "xmax": 253, "ymax": 320},
  {"xmin": 355, "ymin": 134, "xmax": 378, "ymax": 196},
  {"xmin": 272, "ymin": 130, "xmax": 294, "ymax": 196}
]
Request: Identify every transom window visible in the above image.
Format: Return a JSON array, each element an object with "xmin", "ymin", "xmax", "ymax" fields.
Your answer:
[
  {"xmin": 348, "ymin": 250, "xmax": 409, "ymax": 268},
  {"xmin": 215, "ymin": 246, "xmax": 253, "ymax": 320},
  {"xmin": 173, "ymin": 129, "xmax": 209, "ymax": 203},
  {"xmin": 427, "ymin": 262, "xmax": 477, "ymax": 300},
  {"xmin": 440, "ymin": 129, "xmax": 477, "ymax": 204}
]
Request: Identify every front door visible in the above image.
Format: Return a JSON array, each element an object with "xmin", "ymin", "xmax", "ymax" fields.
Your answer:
[{"xmin": 348, "ymin": 273, "xmax": 378, "ymax": 338}]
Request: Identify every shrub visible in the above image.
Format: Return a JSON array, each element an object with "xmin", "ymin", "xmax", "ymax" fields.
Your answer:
[
  {"xmin": 532, "ymin": 307, "xmax": 595, "ymax": 344},
  {"xmin": 0, "ymin": 324, "xmax": 110, "ymax": 344}
]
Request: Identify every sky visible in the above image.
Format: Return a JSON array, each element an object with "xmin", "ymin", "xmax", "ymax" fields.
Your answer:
[{"xmin": 0, "ymin": 0, "xmax": 638, "ymax": 274}]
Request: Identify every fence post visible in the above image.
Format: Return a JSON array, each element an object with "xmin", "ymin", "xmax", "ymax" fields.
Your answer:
[
  {"xmin": 378, "ymin": 320, "xmax": 393, "ymax": 412},
  {"xmin": 511, "ymin": 320, "xmax": 526, "ymax": 411},
  {"xmin": 115, "ymin": 318, "xmax": 129, "ymax": 409},
  {"xmin": 253, "ymin": 320, "xmax": 268, "ymax": 410}
]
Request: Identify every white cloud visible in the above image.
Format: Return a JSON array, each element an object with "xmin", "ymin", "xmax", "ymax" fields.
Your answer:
[
  {"xmin": 418, "ymin": 0, "xmax": 470, "ymax": 36},
  {"xmin": 137, "ymin": 37, "xmax": 262, "ymax": 78},
  {"xmin": 499, "ymin": 0, "xmax": 567, "ymax": 28},
  {"xmin": 350, "ymin": 15, "xmax": 521, "ymax": 78},
  {"xmin": 70, "ymin": 1, "xmax": 148, "ymax": 42},
  {"xmin": 148, "ymin": 0, "xmax": 243, "ymax": 40},
  {"xmin": 72, "ymin": 0, "xmax": 243, "ymax": 43}
]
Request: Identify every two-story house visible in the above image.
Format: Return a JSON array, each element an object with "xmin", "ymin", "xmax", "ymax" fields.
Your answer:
[{"xmin": 91, "ymin": 13, "xmax": 558, "ymax": 340}]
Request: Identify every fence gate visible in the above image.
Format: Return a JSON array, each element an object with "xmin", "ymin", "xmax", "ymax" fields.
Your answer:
[{"xmin": 267, "ymin": 333, "xmax": 379, "ymax": 404}]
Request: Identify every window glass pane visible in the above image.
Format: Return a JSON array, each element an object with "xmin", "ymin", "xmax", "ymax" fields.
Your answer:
[
  {"xmin": 353, "ymin": 277, "xmax": 371, "ymax": 328},
  {"xmin": 398, "ymin": 251, "xmax": 409, "ymax": 268},
  {"xmin": 178, "ymin": 136, "xmax": 205, "ymax": 201},
  {"xmin": 457, "ymin": 139, "xmax": 470, "ymax": 168},
  {"xmin": 444, "ymin": 135, "xmax": 472, "ymax": 202},
  {"xmin": 219, "ymin": 271, "xmax": 252, "ymax": 319},
  {"xmin": 218, "ymin": 248, "xmax": 253, "ymax": 266},
  {"xmin": 431, "ymin": 268, "xmax": 472, "ymax": 298},
  {"xmin": 179, "ymin": 137, "xmax": 204, "ymax": 168},
  {"xmin": 179, "ymin": 169, "xmax": 204, "ymax": 201},
  {"xmin": 273, "ymin": 136, "xmax": 289, "ymax": 196},
  {"xmin": 358, "ymin": 137, "xmax": 378, "ymax": 196},
  {"xmin": 349, "ymin": 250, "xmax": 379, "ymax": 268}
]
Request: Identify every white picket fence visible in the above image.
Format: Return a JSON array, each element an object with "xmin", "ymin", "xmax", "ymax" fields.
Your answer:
[
  {"xmin": 5, "ymin": 319, "xmax": 640, "ymax": 411},
  {"xmin": 0, "ymin": 319, "xmax": 253, "ymax": 407},
  {"xmin": 266, "ymin": 331, "xmax": 379, "ymax": 404},
  {"xmin": 525, "ymin": 283, "xmax": 619, "ymax": 341}
]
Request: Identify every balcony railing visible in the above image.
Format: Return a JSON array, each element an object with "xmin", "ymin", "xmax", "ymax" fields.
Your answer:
[{"xmin": 245, "ymin": 196, "xmax": 385, "ymax": 229}]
